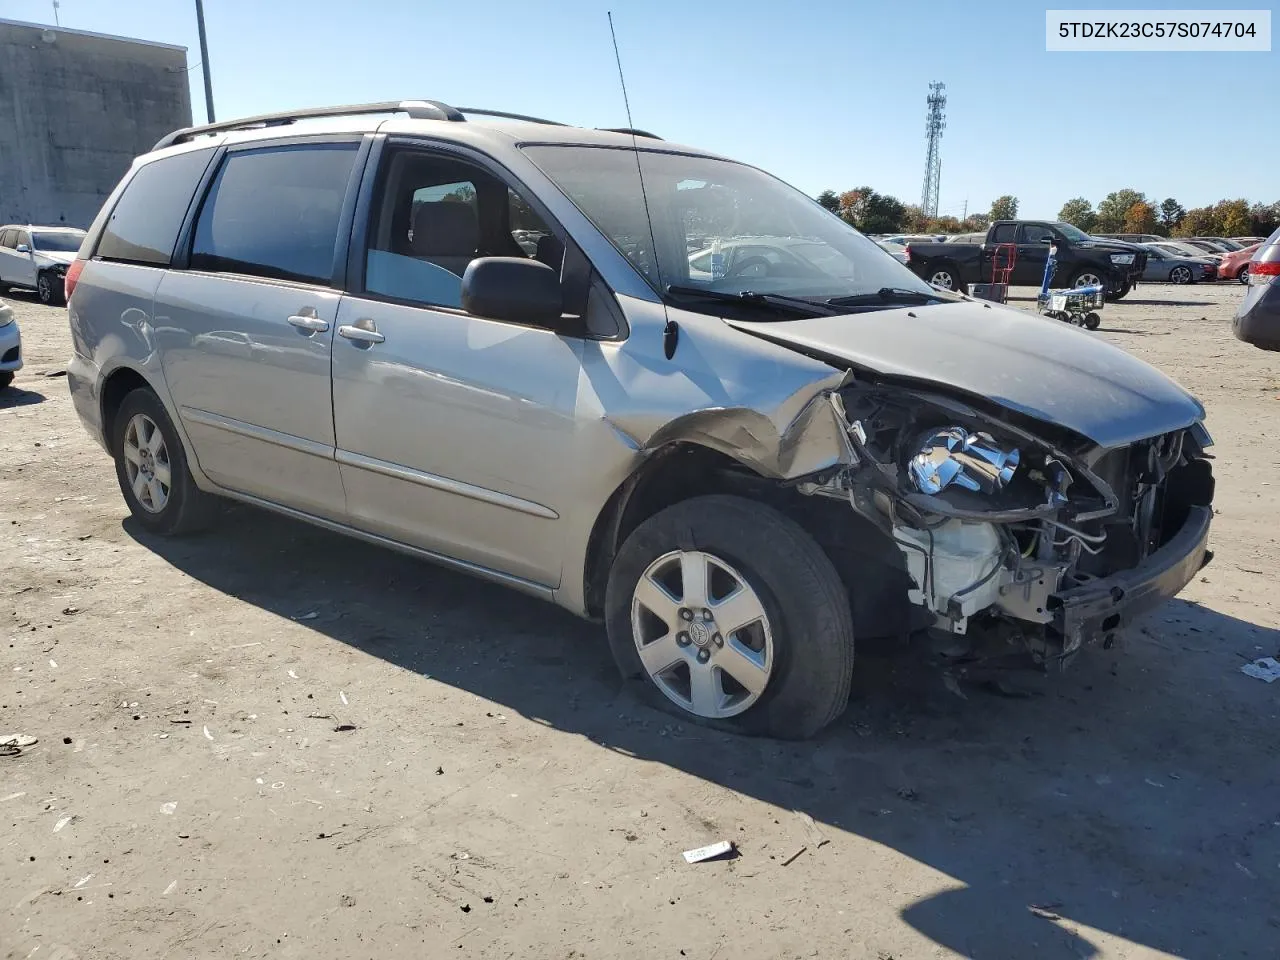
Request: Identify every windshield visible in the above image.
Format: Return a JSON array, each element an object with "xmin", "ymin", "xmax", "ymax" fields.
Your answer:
[
  {"xmin": 1051, "ymin": 222, "xmax": 1093, "ymax": 243},
  {"xmin": 521, "ymin": 145, "xmax": 936, "ymax": 303},
  {"xmin": 32, "ymin": 231, "xmax": 83, "ymax": 253}
]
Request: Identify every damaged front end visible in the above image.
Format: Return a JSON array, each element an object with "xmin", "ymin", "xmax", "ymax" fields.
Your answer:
[{"xmin": 795, "ymin": 385, "xmax": 1215, "ymax": 666}]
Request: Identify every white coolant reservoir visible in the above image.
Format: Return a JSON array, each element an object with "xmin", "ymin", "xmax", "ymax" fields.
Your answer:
[{"xmin": 894, "ymin": 519, "xmax": 1005, "ymax": 630}]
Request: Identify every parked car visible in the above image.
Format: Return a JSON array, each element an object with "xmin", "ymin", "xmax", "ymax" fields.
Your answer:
[
  {"xmin": 1198, "ymin": 237, "xmax": 1247, "ymax": 251},
  {"xmin": 1178, "ymin": 239, "xmax": 1232, "ymax": 257},
  {"xmin": 876, "ymin": 239, "xmax": 909, "ymax": 264},
  {"xmin": 1096, "ymin": 233, "xmax": 1165, "ymax": 244},
  {"xmin": 881, "ymin": 234, "xmax": 945, "ymax": 245},
  {"xmin": 1140, "ymin": 244, "xmax": 1216, "ymax": 283},
  {"xmin": 1233, "ymin": 227, "xmax": 1280, "ymax": 350},
  {"xmin": 65, "ymin": 99, "xmax": 1215, "ymax": 739},
  {"xmin": 1230, "ymin": 236, "xmax": 1266, "ymax": 245},
  {"xmin": 687, "ymin": 236, "xmax": 856, "ymax": 281},
  {"xmin": 906, "ymin": 220, "xmax": 1146, "ymax": 298},
  {"xmin": 1216, "ymin": 242, "xmax": 1261, "ymax": 282},
  {"xmin": 0, "ymin": 225, "xmax": 86, "ymax": 305},
  {"xmin": 0, "ymin": 299, "xmax": 21, "ymax": 390},
  {"xmin": 1148, "ymin": 240, "xmax": 1222, "ymax": 262}
]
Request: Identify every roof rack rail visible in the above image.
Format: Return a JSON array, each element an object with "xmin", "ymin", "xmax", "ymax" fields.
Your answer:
[
  {"xmin": 597, "ymin": 127, "xmax": 663, "ymax": 140},
  {"xmin": 152, "ymin": 99, "xmax": 465, "ymax": 151},
  {"xmin": 456, "ymin": 107, "xmax": 568, "ymax": 127}
]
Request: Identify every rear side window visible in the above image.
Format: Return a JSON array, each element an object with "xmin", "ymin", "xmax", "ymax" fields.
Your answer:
[
  {"xmin": 990, "ymin": 223, "xmax": 1016, "ymax": 243},
  {"xmin": 191, "ymin": 143, "xmax": 359, "ymax": 285},
  {"xmin": 96, "ymin": 148, "xmax": 215, "ymax": 265}
]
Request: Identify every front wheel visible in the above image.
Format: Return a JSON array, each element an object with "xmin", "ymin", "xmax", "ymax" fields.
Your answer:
[
  {"xmin": 112, "ymin": 388, "xmax": 217, "ymax": 536},
  {"xmin": 1169, "ymin": 266, "xmax": 1193, "ymax": 285},
  {"xmin": 36, "ymin": 272, "xmax": 65, "ymax": 306},
  {"xmin": 0, "ymin": 371, "xmax": 13, "ymax": 391},
  {"xmin": 1105, "ymin": 282, "xmax": 1131, "ymax": 302},
  {"xmin": 604, "ymin": 495, "xmax": 854, "ymax": 740}
]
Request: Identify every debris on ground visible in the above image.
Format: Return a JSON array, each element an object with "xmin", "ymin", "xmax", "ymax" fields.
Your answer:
[
  {"xmin": 1, "ymin": 734, "xmax": 38, "ymax": 757},
  {"xmin": 1028, "ymin": 903, "xmax": 1063, "ymax": 921},
  {"xmin": 682, "ymin": 840, "xmax": 735, "ymax": 864},
  {"xmin": 781, "ymin": 845, "xmax": 807, "ymax": 866},
  {"xmin": 1241, "ymin": 657, "xmax": 1280, "ymax": 683}
]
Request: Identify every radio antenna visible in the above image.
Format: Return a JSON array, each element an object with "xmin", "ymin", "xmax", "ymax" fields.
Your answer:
[{"xmin": 607, "ymin": 11, "xmax": 678, "ymax": 358}]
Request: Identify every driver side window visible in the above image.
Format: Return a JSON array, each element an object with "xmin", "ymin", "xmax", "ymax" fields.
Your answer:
[{"xmin": 363, "ymin": 149, "xmax": 557, "ymax": 310}]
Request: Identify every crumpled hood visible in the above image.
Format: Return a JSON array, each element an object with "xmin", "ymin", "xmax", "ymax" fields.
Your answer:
[{"xmin": 723, "ymin": 301, "xmax": 1205, "ymax": 449}]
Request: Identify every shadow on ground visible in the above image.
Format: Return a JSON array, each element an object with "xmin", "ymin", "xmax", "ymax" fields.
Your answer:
[
  {"xmin": 126, "ymin": 504, "xmax": 1280, "ymax": 960},
  {"xmin": 0, "ymin": 386, "xmax": 47, "ymax": 408}
]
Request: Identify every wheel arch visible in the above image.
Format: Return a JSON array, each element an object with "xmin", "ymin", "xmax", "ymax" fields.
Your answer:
[
  {"xmin": 96, "ymin": 364, "xmax": 209, "ymax": 492},
  {"xmin": 581, "ymin": 441, "xmax": 917, "ymax": 639}
]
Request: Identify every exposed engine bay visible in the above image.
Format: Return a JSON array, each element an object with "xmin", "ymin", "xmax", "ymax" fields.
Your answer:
[{"xmin": 796, "ymin": 384, "xmax": 1216, "ymax": 664}]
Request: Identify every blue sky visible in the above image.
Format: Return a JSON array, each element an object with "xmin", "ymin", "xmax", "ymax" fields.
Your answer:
[{"xmin": 7, "ymin": 0, "xmax": 1274, "ymax": 218}]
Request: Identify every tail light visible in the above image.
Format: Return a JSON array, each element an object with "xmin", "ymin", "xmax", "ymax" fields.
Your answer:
[
  {"xmin": 1249, "ymin": 261, "xmax": 1280, "ymax": 285},
  {"xmin": 63, "ymin": 259, "xmax": 85, "ymax": 300}
]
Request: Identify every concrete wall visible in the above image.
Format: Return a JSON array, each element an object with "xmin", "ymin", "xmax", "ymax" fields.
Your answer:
[{"xmin": 0, "ymin": 19, "xmax": 192, "ymax": 228}]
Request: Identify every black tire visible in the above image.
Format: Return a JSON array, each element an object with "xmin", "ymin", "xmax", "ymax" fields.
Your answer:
[
  {"xmin": 1084, "ymin": 312, "xmax": 1101, "ymax": 330},
  {"xmin": 36, "ymin": 272, "xmax": 65, "ymax": 307},
  {"xmin": 604, "ymin": 494, "xmax": 854, "ymax": 740},
  {"xmin": 111, "ymin": 387, "xmax": 217, "ymax": 536},
  {"xmin": 1105, "ymin": 282, "xmax": 1131, "ymax": 302},
  {"xmin": 0, "ymin": 371, "xmax": 13, "ymax": 391}
]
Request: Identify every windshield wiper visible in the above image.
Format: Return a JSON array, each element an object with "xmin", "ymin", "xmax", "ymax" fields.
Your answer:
[
  {"xmin": 825, "ymin": 286, "xmax": 945, "ymax": 307},
  {"xmin": 666, "ymin": 285, "xmax": 838, "ymax": 316}
]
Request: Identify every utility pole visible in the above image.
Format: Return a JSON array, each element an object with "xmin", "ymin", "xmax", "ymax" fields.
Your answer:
[
  {"xmin": 962, "ymin": 198, "xmax": 967, "ymax": 221},
  {"xmin": 194, "ymin": 0, "xmax": 215, "ymax": 122}
]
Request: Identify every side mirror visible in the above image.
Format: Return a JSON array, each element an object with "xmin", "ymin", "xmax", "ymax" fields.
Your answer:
[
  {"xmin": 15, "ymin": 244, "xmax": 30, "ymax": 254},
  {"xmin": 462, "ymin": 257, "xmax": 563, "ymax": 328}
]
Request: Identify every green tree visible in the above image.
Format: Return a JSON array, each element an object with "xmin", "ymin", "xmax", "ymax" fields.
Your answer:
[
  {"xmin": 1159, "ymin": 198, "xmax": 1186, "ymax": 233},
  {"xmin": 1175, "ymin": 207, "xmax": 1220, "ymax": 238},
  {"xmin": 1250, "ymin": 202, "xmax": 1280, "ymax": 237},
  {"xmin": 1058, "ymin": 197, "xmax": 1097, "ymax": 232},
  {"xmin": 816, "ymin": 190, "xmax": 840, "ymax": 214},
  {"xmin": 961, "ymin": 213, "xmax": 989, "ymax": 231},
  {"xmin": 1216, "ymin": 199, "xmax": 1252, "ymax": 237},
  {"xmin": 861, "ymin": 194, "xmax": 907, "ymax": 234},
  {"xmin": 989, "ymin": 195, "xmax": 1018, "ymax": 221},
  {"xmin": 1095, "ymin": 189, "xmax": 1146, "ymax": 233},
  {"xmin": 1122, "ymin": 201, "xmax": 1159, "ymax": 235}
]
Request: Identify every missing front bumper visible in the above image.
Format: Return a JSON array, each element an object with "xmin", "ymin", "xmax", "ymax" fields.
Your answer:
[{"xmin": 1048, "ymin": 505, "xmax": 1213, "ymax": 654}]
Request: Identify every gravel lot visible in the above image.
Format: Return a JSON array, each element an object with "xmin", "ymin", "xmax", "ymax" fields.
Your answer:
[{"xmin": 2, "ymin": 283, "xmax": 1278, "ymax": 960}]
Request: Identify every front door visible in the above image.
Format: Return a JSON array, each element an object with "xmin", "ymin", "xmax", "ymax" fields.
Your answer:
[
  {"xmin": 331, "ymin": 144, "xmax": 583, "ymax": 587},
  {"xmin": 0, "ymin": 229, "xmax": 37, "ymax": 288},
  {"xmin": 154, "ymin": 140, "xmax": 364, "ymax": 521},
  {"xmin": 1015, "ymin": 222, "xmax": 1057, "ymax": 286}
]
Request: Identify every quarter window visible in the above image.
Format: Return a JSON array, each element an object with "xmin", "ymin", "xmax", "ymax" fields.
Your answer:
[
  {"xmin": 96, "ymin": 148, "xmax": 215, "ymax": 266},
  {"xmin": 191, "ymin": 143, "xmax": 360, "ymax": 285}
]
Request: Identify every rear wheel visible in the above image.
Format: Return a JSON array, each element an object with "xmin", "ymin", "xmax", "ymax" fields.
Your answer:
[
  {"xmin": 1238, "ymin": 265, "xmax": 1250, "ymax": 285},
  {"xmin": 604, "ymin": 495, "xmax": 854, "ymax": 739},
  {"xmin": 1084, "ymin": 312, "xmax": 1101, "ymax": 330},
  {"xmin": 925, "ymin": 261, "xmax": 966, "ymax": 293},
  {"xmin": 112, "ymin": 388, "xmax": 217, "ymax": 535},
  {"xmin": 0, "ymin": 371, "xmax": 13, "ymax": 391}
]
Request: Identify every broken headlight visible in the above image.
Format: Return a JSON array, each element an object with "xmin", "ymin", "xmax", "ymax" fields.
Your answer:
[{"xmin": 908, "ymin": 427, "xmax": 1020, "ymax": 496}]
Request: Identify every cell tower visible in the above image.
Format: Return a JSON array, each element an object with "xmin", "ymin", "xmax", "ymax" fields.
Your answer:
[{"xmin": 920, "ymin": 82, "xmax": 946, "ymax": 219}]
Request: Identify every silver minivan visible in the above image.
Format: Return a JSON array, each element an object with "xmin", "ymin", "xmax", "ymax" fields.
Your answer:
[{"xmin": 66, "ymin": 101, "xmax": 1215, "ymax": 738}]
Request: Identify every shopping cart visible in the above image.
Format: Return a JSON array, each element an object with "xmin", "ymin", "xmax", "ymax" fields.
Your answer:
[{"xmin": 1036, "ymin": 240, "xmax": 1102, "ymax": 330}]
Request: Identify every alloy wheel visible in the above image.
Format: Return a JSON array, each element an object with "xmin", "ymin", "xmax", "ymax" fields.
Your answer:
[
  {"xmin": 122, "ymin": 413, "xmax": 172, "ymax": 513},
  {"xmin": 630, "ymin": 549, "xmax": 774, "ymax": 719},
  {"xmin": 929, "ymin": 270, "xmax": 955, "ymax": 289}
]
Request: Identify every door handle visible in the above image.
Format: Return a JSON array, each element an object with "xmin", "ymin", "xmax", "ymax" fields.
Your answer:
[
  {"xmin": 337, "ymin": 322, "xmax": 385, "ymax": 345},
  {"xmin": 288, "ymin": 314, "xmax": 330, "ymax": 333}
]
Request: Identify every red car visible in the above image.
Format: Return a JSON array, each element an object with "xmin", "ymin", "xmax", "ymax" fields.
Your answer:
[{"xmin": 1218, "ymin": 242, "xmax": 1261, "ymax": 282}]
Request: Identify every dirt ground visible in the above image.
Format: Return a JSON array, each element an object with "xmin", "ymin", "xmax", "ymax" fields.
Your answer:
[{"xmin": 1, "ymin": 282, "xmax": 1277, "ymax": 960}]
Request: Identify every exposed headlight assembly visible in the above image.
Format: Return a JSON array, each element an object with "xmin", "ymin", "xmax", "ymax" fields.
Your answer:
[
  {"xmin": 1110, "ymin": 253, "xmax": 1136, "ymax": 265},
  {"xmin": 908, "ymin": 426, "xmax": 1020, "ymax": 495}
]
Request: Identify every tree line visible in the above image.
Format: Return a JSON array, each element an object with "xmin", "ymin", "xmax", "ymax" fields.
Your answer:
[
  {"xmin": 815, "ymin": 185, "xmax": 1278, "ymax": 239},
  {"xmin": 1056, "ymin": 190, "xmax": 1279, "ymax": 238}
]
